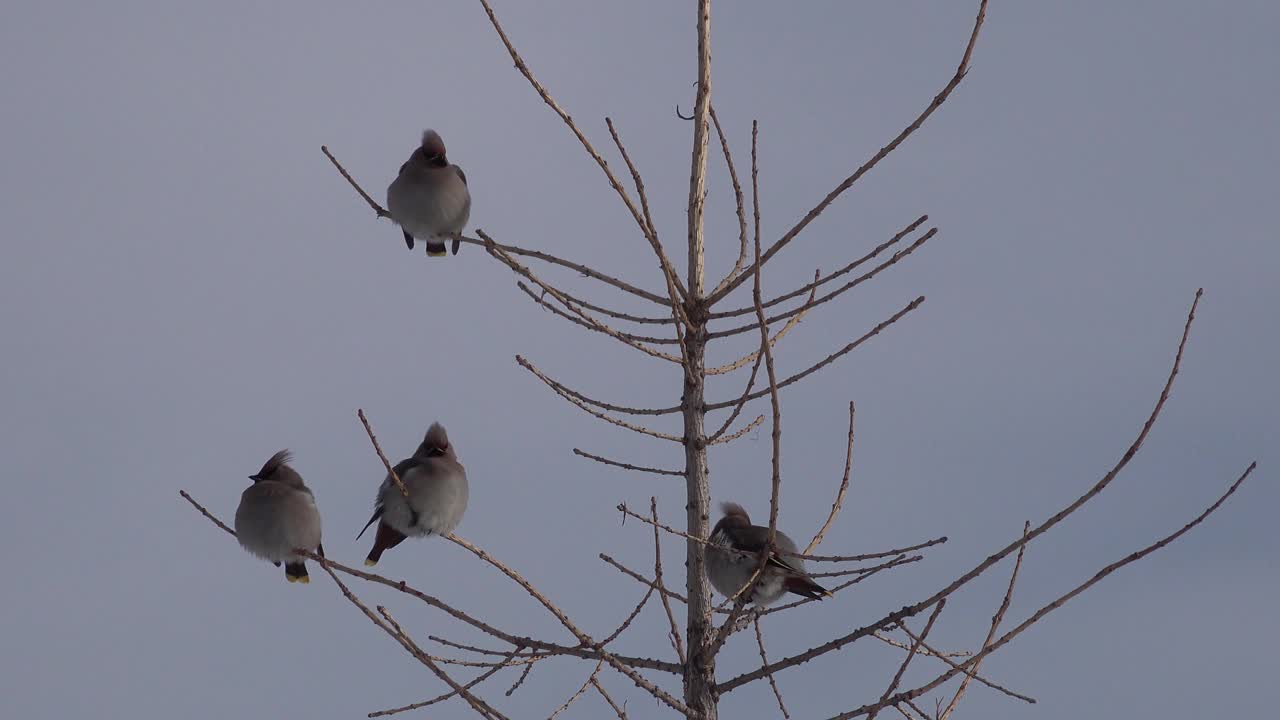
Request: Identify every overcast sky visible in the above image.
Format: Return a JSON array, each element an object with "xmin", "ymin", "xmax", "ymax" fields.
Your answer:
[{"xmin": 2, "ymin": 1, "xmax": 1276, "ymax": 718}]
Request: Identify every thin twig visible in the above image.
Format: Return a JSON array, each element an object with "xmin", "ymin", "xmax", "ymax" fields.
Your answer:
[
  {"xmin": 940, "ymin": 522, "xmax": 1032, "ymax": 718},
  {"xmin": 519, "ymin": 355, "xmax": 674, "ymax": 416},
  {"xmin": 709, "ymin": 215, "xmax": 927, "ymax": 321},
  {"xmin": 707, "ymin": 413, "xmax": 765, "ymax": 446},
  {"xmin": 706, "ymin": 0, "xmax": 988, "ymax": 306},
  {"xmin": 320, "ymin": 145, "xmax": 391, "ymax": 218},
  {"xmin": 707, "ymin": 228, "xmax": 936, "ymax": 341},
  {"xmin": 831, "ymin": 461, "xmax": 1256, "ymax": 719},
  {"xmin": 517, "ymin": 355, "xmax": 682, "ymax": 441},
  {"xmin": 704, "ymin": 296, "xmax": 926, "ymax": 411},
  {"xmin": 444, "ymin": 533, "xmax": 691, "ymax": 714},
  {"xmin": 866, "ymin": 600, "xmax": 947, "ymax": 720},
  {"xmin": 358, "ymin": 409, "xmax": 409, "ymax": 500},
  {"xmin": 317, "ymin": 562, "xmax": 507, "ymax": 720},
  {"xmin": 708, "ymin": 105, "xmax": 750, "ymax": 299},
  {"xmin": 475, "ymin": 0, "xmax": 687, "ymax": 303},
  {"xmin": 573, "ymin": 448, "xmax": 683, "ymax": 476},
  {"xmin": 606, "ymin": 117, "xmax": 692, "ymax": 315},
  {"xmin": 888, "ymin": 626, "xmax": 1034, "ymax": 704},
  {"xmin": 485, "ymin": 234, "xmax": 683, "ymax": 363},
  {"xmin": 516, "ymin": 282, "xmax": 677, "ymax": 345},
  {"xmin": 754, "ymin": 617, "xmax": 791, "ymax": 719},
  {"xmin": 706, "ymin": 268, "xmax": 819, "ymax": 376},
  {"xmin": 547, "ymin": 660, "xmax": 605, "ymax": 720},
  {"xmin": 651, "ymin": 498, "xmax": 688, "ymax": 665},
  {"xmin": 591, "ymin": 678, "xmax": 629, "ymax": 719},
  {"xmin": 368, "ymin": 646, "xmax": 523, "ymax": 717},
  {"xmin": 505, "ymin": 660, "xmax": 537, "ymax": 698},
  {"xmin": 806, "ymin": 401, "xmax": 855, "ymax": 553},
  {"xmin": 618, "ymin": 501, "xmax": 946, "ymax": 562},
  {"xmin": 182, "ymin": 488, "xmax": 680, "ymax": 674},
  {"xmin": 720, "ymin": 289, "xmax": 1211, "ymax": 694}
]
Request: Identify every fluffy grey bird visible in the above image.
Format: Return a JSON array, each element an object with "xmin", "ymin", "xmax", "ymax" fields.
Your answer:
[
  {"xmin": 234, "ymin": 450, "xmax": 324, "ymax": 584},
  {"xmin": 706, "ymin": 502, "xmax": 830, "ymax": 605},
  {"xmin": 358, "ymin": 422, "xmax": 468, "ymax": 566},
  {"xmin": 386, "ymin": 129, "xmax": 471, "ymax": 256}
]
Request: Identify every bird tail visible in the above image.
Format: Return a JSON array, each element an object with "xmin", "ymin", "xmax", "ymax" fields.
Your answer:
[
  {"xmin": 425, "ymin": 240, "xmax": 447, "ymax": 257},
  {"xmin": 784, "ymin": 575, "xmax": 832, "ymax": 600},
  {"xmin": 284, "ymin": 561, "xmax": 310, "ymax": 584},
  {"xmin": 365, "ymin": 523, "xmax": 407, "ymax": 567}
]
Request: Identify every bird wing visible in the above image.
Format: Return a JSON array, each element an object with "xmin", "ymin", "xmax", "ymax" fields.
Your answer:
[
  {"xmin": 453, "ymin": 165, "xmax": 467, "ymax": 186},
  {"xmin": 724, "ymin": 525, "xmax": 805, "ymax": 575},
  {"xmin": 356, "ymin": 458, "xmax": 421, "ymax": 539}
]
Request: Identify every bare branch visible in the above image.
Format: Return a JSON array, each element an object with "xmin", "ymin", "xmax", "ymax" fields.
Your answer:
[
  {"xmin": 358, "ymin": 408, "xmax": 409, "ymax": 500},
  {"xmin": 706, "ymin": 228, "xmax": 936, "ymax": 341},
  {"xmin": 889, "ymin": 626, "xmax": 1034, "ymax": 705},
  {"xmin": 485, "ymin": 237, "xmax": 683, "ymax": 363},
  {"xmin": 599, "ymin": 586, "xmax": 655, "ymax": 648},
  {"xmin": 474, "ymin": 0, "xmax": 688, "ymax": 301},
  {"xmin": 517, "ymin": 355, "xmax": 682, "ymax": 441},
  {"xmin": 617, "ymin": 501, "xmax": 945, "ymax": 563},
  {"xmin": 703, "ymin": 296, "xmax": 925, "ymax": 411},
  {"xmin": 462, "ymin": 232, "xmax": 669, "ymax": 304},
  {"xmin": 182, "ymin": 487, "xmax": 682, "ymax": 677},
  {"xmin": 444, "ymin": 533, "xmax": 691, "ymax": 714},
  {"xmin": 706, "ymin": 342, "xmax": 764, "ymax": 443},
  {"xmin": 708, "ymin": 105, "xmax": 750, "ymax": 299},
  {"xmin": 685, "ymin": 0, "xmax": 713, "ymax": 298},
  {"xmin": 547, "ymin": 660, "xmax": 606, "ymax": 720},
  {"xmin": 606, "ymin": 117, "xmax": 691, "ymax": 308},
  {"xmin": 749, "ymin": 126, "xmax": 785, "ymax": 546},
  {"xmin": 518, "ymin": 355, "xmax": 673, "ymax": 417},
  {"xmin": 321, "ymin": 145, "xmax": 391, "ymax": 218},
  {"xmin": 515, "ymin": 283, "xmax": 678, "ymax": 346},
  {"xmin": 939, "ymin": 522, "xmax": 1032, "ymax": 719},
  {"xmin": 754, "ymin": 617, "xmax": 791, "ymax": 719},
  {"xmin": 368, "ymin": 646, "xmax": 524, "ymax": 717},
  {"xmin": 720, "ymin": 288, "xmax": 1210, "ymax": 694},
  {"xmin": 866, "ymin": 600, "xmax": 946, "ymax": 720},
  {"xmin": 706, "ymin": 413, "xmax": 764, "ymax": 446},
  {"xmin": 806, "ymin": 400, "xmax": 855, "ymax": 553},
  {"xmin": 591, "ymin": 678, "xmax": 629, "ymax": 719},
  {"xmin": 317, "ymin": 562, "xmax": 507, "ymax": 720},
  {"xmin": 706, "ymin": 0, "xmax": 989, "ymax": 306},
  {"xmin": 652, "ymin": 498, "xmax": 688, "ymax": 665},
  {"xmin": 504, "ymin": 659, "xmax": 537, "ymax": 698},
  {"xmin": 833, "ymin": 461, "xmax": 1256, "ymax": 719},
  {"xmin": 706, "ymin": 268, "xmax": 819, "ymax": 376},
  {"xmin": 709, "ymin": 215, "xmax": 927, "ymax": 321},
  {"xmin": 515, "ymin": 281, "xmax": 672, "ymax": 330},
  {"xmin": 573, "ymin": 448, "xmax": 683, "ymax": 476}
]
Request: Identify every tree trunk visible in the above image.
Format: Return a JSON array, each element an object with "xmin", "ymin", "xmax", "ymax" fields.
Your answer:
[{"xmin": 682, "ymin": 308, "xmax": 716, "ymax": 719}]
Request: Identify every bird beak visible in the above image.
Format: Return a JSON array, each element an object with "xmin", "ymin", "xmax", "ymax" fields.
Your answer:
[{"xmin": 248, "ymin": 474, "xmax": 260, "ymax": 481}]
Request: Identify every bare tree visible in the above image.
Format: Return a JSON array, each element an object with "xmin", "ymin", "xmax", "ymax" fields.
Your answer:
[{"xmin": 183, "ymin": 1, "xmax": 1256, "ymax": 718}]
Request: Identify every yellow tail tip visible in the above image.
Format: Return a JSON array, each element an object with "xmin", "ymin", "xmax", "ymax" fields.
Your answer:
[
  {"xmin": 285, "ymin": 575, "xmax": 298, "ymax": 583},
  {"xmin": 295, "ymin": 575, "xmax": 310, "ymax": 584},
  {"xmin": 364, "ymin": 558, "xmax": 378, "ymax": 567},
  {"xmin": 426, "ymin": 249, "xmax": 447, "ymax": 257}
]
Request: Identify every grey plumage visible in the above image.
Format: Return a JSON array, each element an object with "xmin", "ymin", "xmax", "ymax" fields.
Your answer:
[
  {"xmin": 706, "ymin": 501, "xmax": 830, "ymax": 605},
  {"xmin": 386, "ymin": 129, "xmax": 471, "ymax": 256},
  {"xmin": 234, "ymin": 450, "xmax": 324, "ymax": 584},
  {"xmin": 359, "ymin": 422, "xmax": 469, "ymax": 566}
]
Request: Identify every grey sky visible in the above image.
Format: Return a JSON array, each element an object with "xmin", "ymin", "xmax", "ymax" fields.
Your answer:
[{"xmin": 2, "ymin": 1, "xmax": 1276, "ymax": 718}]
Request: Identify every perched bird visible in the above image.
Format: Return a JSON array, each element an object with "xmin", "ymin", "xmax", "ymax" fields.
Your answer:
[
  {"xmin": 706, "ymin": 502, "xmax": 830, "ymax": 605},
  {"xmin": 358, "ymin": 422, "xmax": 468, "ymax": 566},
  {"xmin": 234, "ymin": 450, "xmax": 324, "ymax": 584},
  {"xmin": 386, "ymin": 129, "xmax": 471, "ymax": 256}
]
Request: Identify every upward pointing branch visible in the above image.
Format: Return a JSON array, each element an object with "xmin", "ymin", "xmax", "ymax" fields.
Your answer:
[
  {"xmin": 706, "ymin": 0, "xmax": 989, "ymax": 307},
  {"xmin": 686, "ymin": 1, "xmax": 713, "ymax": 299}
]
